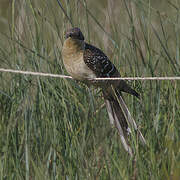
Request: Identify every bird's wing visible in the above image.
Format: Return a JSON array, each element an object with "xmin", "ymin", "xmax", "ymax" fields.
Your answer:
[
  {"xmin": 84, "ymin": 43, "xmax": 139, "ymax": 98},
  {"xmin": 83, "ymin": 43, "xmax": 119, "ymax": 78}
]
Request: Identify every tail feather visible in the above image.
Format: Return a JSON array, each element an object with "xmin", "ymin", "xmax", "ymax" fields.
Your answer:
[
  {"xmin": 104, "ymin": 94, "xmax": 146, "ymax": 156},
  {"xmin": 118, "ymin": 96, "xmax": 146, "ymax": 145},
  {"xmin": 105, "ymin": 99, "xmax": 133, "ymax": 157}
]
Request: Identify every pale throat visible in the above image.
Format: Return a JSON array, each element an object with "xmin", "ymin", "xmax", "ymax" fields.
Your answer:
[
  {"xmin": 63, "ymin": 38, "xmax": 85, "ymax": 55},
  {"xmin": 62, "ymin": 38, "xmax": 96, "ymax": 80}
]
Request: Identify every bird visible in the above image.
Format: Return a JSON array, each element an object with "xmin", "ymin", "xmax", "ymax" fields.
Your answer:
[{"xmin": 62, "ymin": 27, "xmax": 146, "ymax": 156}]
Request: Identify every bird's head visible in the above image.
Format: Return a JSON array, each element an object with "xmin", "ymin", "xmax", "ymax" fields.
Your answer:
[{"xmin": 65, "ymin": 27, "xmax": 84, "ymax": 41}]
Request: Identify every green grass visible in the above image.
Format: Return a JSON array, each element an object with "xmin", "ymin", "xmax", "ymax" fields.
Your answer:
[{"xmin": 0, "ymin": 0, "xmax": 180, "ymax": 179}]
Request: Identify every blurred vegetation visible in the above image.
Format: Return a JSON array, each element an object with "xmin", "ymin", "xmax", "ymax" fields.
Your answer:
[{"xmin": 0, "ymin": 0, "xmax": 180, "ymax": 179}]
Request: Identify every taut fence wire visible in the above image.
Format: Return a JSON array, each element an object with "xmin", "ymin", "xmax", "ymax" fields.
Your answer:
[{"xmin": 0, "ymin": 68, "xmax": 180, "ymax": 81}]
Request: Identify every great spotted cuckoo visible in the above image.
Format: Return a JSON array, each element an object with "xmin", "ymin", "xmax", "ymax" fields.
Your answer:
[{"xmin": 62, "ymin": 27, "xmax": 146, "ymax": 156}]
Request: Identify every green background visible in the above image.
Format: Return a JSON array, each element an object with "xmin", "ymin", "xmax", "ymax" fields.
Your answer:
[{"xmin": 0, "ymin": 0, "xmax": 179, "ymax": 179}]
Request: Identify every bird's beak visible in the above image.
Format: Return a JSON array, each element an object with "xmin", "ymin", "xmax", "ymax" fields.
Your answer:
[{"xmin": 65, "ymin": 32, "xmax": 71, "ymax": 39}]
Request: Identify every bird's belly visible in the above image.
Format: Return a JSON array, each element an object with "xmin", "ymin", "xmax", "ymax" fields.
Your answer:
[{"xmin": 64, "ymin": 55, "xmax": 96, "ymax": 81}]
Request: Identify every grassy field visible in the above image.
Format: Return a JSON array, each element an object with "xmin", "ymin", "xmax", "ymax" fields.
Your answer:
[{"xmin": 0, "ymin": 0, "xmax": 180, "ymax": 179}]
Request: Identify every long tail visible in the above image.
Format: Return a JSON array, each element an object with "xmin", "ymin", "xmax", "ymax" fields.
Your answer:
[{"xmin": 105, "ymin": 94, "xmax": 146, "ymax": 156}]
